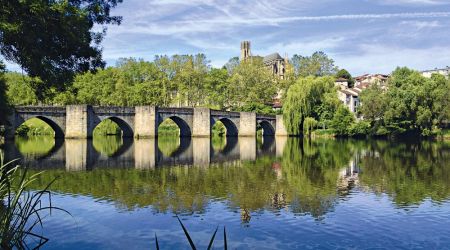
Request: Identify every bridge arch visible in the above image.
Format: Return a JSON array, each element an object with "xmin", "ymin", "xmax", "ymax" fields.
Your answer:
[
  {"xmin": 158, "ymin": 116, "xmax": 192, "ymax": 137},
  {"xmin": 15, "ymin": 116, "xmax": 65, "ymax": 138},
  {"xmin": 212, "ymin": 118, "xmax": 239, "ymax": 137},
  {"xmin": 258, "ymin": 120, "xmax": 275, "ymax": 136},
  {"xmin": 94, "ymin": 116, "xmax": 134, "ymax": 137}
]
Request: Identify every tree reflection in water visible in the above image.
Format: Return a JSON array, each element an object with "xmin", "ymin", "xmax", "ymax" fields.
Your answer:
[{"xmin": 3, "ymin": 137, "xmax": 450, "ymax": 221}]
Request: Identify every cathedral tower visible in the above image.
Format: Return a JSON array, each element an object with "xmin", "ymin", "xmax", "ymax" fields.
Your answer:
[{"xmin": 240, "ymin": 41, "xmax": 251, "ymax": 61}]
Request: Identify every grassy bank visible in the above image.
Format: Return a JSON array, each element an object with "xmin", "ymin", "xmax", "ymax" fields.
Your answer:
[{"xmin": 16, "ymin": 118, "xmax": 55, "ymax": 136}]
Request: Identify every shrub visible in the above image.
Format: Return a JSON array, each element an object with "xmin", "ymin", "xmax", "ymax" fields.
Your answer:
[
  {"xmin": 15, "ymin": 125, "xmax": 30, "ymax": 136},
  {"xmin": 330, "ymin": 106, "xmax": 354, "ymax": 136},
  {"xmin": 349, "ymin": 121, "xmax": 371, "ymax": 136},
  {"xmin": 375, "ymin": 126, "xmax": 389, "ymax": 136}
]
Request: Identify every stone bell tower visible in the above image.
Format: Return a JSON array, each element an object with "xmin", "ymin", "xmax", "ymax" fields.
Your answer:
[{"xmin": 240, "ymin": 41, "xmax": 251, "ymax": 61}]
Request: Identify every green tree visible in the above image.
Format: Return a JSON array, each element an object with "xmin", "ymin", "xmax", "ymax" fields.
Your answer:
[
  {"xmin": 204, "ymin": 68, "xmax": 230, "ymax": 109},
  {"xmin": 291, "ymin": 52, "xmax": 338, "ymax": 77},
  {"xmin": 72, "ymin": 58, "xmax": 172, "ymax": 106},
  {"xmin": 335, "ymin": 69, "xmax": 355, "ymax": 88},
  {"xmin": 0, "ymin": 62, "xmax": 10, "ymax": 127},
  {"xmin": 330, "ymin": 105, "xmax": 355, "ymax": 135},
  {"xmin": 0, "ymin": 0, "xmax": 122, "ymax": 96},
  {"xmin": 358, "ymin": 67, "xmax": 450, "ymax": 136},
  {"xmin": 167, "ymin": 54, "xmax": 210, "ymax": 107},
  {"xmin": 228, "ymin": 59, "xmax": 277, "ymax": 110},
  {"xmin": 303, "ymin": 117, "xmax": 318, "ymax": 138},
  {"xmin": 4, "ymin": 72, "xmax": 39, "ymax": 105},
  {"xmin": 359, "ymin": 84, "xmax": 386, "ymax": 126},
  {"xmin": 283, "ymin": 76, "xmax": 339, "ymax": 134},
  {"xmin": 224, "ymin": 57, "xmax": 240, "ymax": 74}
]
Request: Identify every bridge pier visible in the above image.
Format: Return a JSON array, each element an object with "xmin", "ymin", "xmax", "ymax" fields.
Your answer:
[
  {"xmin": 275, "ymin": 115, "xmax": 289, "ymax": 136},
  {"xmin": 193, "ymin": 107, "xmax": 211, "ymax": 137},
  {"xmin": 134, "ymin": 106, "xmax": 157, "ymax": 138},
  {"xmin": 65, "ymin": 105, "xmax": 93, "ymax": 139},
  {"xmin": 4, "ymin": 111, "xmax": 16, "ymax": 140},
  {"xmin": 239, "ymin": 112, "xmax": 256, "ymax": 137}
]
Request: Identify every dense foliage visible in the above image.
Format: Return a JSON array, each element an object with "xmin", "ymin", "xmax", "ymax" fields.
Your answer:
[
  {"xmin": 0, "ymin": 62, "xmax": 9, "ymax": 128},
  {"xmin": 282, "ymin": 76, "xmax": 340, "ymax": 135},
  {"xmin": 335, "ymin": 69, "xmax": 355, "ymax": 88},
  {"xmin": 291, "ymin": 52, "xmax": 338, "ymax": 77},
  {"xmin": 0, "ymin": 0, "xmax": 122, "ymax": 95},
  {"xmin": 360, "ymin": 67, "xmax": 450, "ymax": 136},
  {"xmin": 5, "ymin": 56, "xmax": 279, "ymax": 113}
]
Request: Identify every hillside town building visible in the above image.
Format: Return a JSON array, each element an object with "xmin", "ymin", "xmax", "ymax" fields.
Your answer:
[
  {"xmin": 354, "ymin": 74, "xmax": 389, "ymax": 86},
  {"xmin": 421, "ymin": 67, "xmax": 450, "ymax": 78},
  {"xmin": 336, "ymin": 79, "xmax": 373, "ymax": 115}
]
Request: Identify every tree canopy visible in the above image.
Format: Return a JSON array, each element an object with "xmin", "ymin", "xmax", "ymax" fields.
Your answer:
[
  {"xmin": 291, "ymin": 52, "xmax": 338, "ymax": 77},
  {"xmin": 359, "ymin": 67, "xmax": 450, "ymax": 136},
  {"xmin": 0, "ymin": 62, "xmax": 10, "ymax": 127},
  {"xmin": 3, "ymin": 55, "xmax": 277, "ymax": 114},
  {"xmin": 282, "ymin": 76, "xmax": 339, "ymax": 135},
  {"xmin": 335, "ymin": 69, "xmax": 355, "ymax": 88},
  {"xmin": 0, "ymin": 0, "xmax": 122, "ymax": 93}
]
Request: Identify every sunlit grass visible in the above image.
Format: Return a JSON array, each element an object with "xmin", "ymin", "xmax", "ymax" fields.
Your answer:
[{"xmin": 16, "ymin": 118, "xmax": 54, "ymax": 136}]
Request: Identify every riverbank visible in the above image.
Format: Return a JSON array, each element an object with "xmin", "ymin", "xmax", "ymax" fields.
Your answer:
[{"xmin": 311, "ymin": 128, "xmax": 450, "ymax": 141}]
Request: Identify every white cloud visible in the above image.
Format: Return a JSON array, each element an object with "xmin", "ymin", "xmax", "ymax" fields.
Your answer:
[
  {"xmin": 254, "ymin": 37, "xmax": 346, "ymax": 57},
  {"xmin": 399, "ymin": 20, "xmax": 441, "ymax": 29},
  {"xmin": 108, "ymin": 11, "xmax": 450, "ymax": 37},
  {"xmin": 334, "ymin": 44, "xmax": 450, "ymax": 75},
  {"xmin": 377, "ymin": 0, "xmax": 450, "ymax": 5}
]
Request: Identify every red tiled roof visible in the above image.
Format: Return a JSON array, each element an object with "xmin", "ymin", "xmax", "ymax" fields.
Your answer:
[{"xmin": 335, "ymin": 77, "xmax": 348, "ymax": 82}]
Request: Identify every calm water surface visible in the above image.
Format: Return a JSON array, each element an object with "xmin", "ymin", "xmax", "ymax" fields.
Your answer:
[{"xmin": 1, "ymin": 136, "xmax": 450, "ymax": 249}]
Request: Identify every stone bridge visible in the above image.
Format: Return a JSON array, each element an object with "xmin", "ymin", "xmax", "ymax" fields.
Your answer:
[{"xmin": 5, "ymin": 105, "xmax": 289, "ymax": 139}]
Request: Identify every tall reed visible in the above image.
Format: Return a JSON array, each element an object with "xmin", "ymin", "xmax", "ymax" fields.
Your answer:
[{"xmin": 0, "ymin": 154, "xmax": 66, "ymax": 249}]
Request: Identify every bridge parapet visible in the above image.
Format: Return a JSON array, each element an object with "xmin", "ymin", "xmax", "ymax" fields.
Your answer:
[
  {"xmin": 7, "ymin": 105, "xmax": 289, "ymax": 139},
  {"xmin": 158, "ymin": 107, "xmax": 194, "ymax": 115},
  {"xmin": 256, "ymin": 114, "xmax": 276, "ymax": 121},
  {"xmin": 211, "ymin": 110, "xmax": 240, "ymax": 118},
  {"xmin": 15, "ymin": 106, "xmax": 66, "ymax": 115},
  {"xmin": 93, "ymin": 106, "xmax": 135, "ymax": 115}
]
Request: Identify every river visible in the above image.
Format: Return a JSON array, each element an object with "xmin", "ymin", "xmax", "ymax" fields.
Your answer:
[{"xmin": 1, "ymin": 136, "xmax": 450, "ymax": 249}]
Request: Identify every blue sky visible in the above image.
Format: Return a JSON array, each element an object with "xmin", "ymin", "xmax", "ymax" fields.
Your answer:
[{"xmin": 6, "ymin": 0, "xmax": 450, "ymax": 76}]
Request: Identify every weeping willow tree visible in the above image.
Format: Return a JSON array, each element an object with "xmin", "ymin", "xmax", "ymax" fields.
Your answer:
[
  {"xmin": 283, "ymin": 76, "xmax": 338, "ymax": 135},
  {"xmin": 303, "ymin": 117, "xmax": 318, "ymax": 138}
]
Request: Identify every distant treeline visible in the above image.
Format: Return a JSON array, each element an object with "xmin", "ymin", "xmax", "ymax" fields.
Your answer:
[{"xmin": 3, "ymin": 53, "xmax": 449, "ymax": 138}]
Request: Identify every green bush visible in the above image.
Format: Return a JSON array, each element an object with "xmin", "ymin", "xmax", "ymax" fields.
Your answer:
[
  {"xmin": 375, "ymin": 126, "xmax": 389, "ymax": 136},
  {"xmin": 15, "ymin": 125, "xmax": 30, "ymax": 136},
  {"xmin": 330, "ymin": 106, "xmax": 354, "ymax": 136},
  {"xmin": 349, "ymin": 121, "xmax": 371, "ymax": 136}
]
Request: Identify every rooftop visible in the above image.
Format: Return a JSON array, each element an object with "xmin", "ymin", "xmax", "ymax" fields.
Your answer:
[{"xmin": 263, "ymin": 53, "xmax": 283, "ymax": 63}]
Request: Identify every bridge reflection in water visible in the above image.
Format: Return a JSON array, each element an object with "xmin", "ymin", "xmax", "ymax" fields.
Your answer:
[{"xmin": 2, "ymin": 136, "xmax": 287, "ymax": 171}]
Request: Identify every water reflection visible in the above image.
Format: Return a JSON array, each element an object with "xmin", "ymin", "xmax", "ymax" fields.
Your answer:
[
  {"xmin": 2, "ymin": 135, "xmax": 279, "ymax": 171},
  {"xmin": 1, "ymin": 137, "xmax": 450, "ymax": 217}
]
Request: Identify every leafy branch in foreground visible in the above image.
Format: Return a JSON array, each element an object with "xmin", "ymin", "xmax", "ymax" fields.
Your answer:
[
  {"xmin": 155, "ymin": 216, "xmax": 227, "ymax": 250},
  {"xmin": 0, "ymin": 154, "xmax": 68, "ymax": 249}
]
